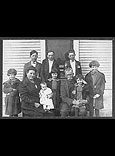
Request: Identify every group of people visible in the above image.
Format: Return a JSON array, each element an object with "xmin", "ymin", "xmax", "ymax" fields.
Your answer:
[{"xmin": 3, "ymin": 49, "xmax": 106, "ymax": 118}]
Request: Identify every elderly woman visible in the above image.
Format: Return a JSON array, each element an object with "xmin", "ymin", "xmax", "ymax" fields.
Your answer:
[
  {"xmin": 85, "ymin": 60, "xmax": 106, "ymax": 117},
  {"xmin": 19, "ymin": 66, "xmax": 45, "ymax": 117}
]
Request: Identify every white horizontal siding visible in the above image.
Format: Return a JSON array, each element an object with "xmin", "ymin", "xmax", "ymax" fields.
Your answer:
[
  {"xmin": 79, "ymin": 40, "xmax": 113, "ymax": 90},
  {"xmin": 3, "ymin": 40, "xmax": 45, "ymax": 82}
]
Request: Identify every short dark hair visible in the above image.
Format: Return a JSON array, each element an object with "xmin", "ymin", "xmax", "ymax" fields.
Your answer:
[
  {"xmin": 75, "ymin": 74, "xmax": 84, "ymax": 80},
  {"xmin": 26, "ymin": 66, "xmax": 37, "ymax": 73},
  {"xmin": 30, "ymin": 50, "xmax": 38, "ymax": 56},
  {"xmin": 89, "ymin": 60, "xmax": 100, "ymax": 68},
  {"xmin": 51, "ymin": 68, "xmax": 58, "ymax": 74},
  {"xmin": 7, "ymin": 68, "xmax": 17, "ymax": 76},
  {"xmin": 47, "ymin": 50, "xmax": 55, "ymax": 55}
]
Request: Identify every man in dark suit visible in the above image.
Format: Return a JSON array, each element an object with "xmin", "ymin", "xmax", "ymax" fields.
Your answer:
[
  {"xmin": 40, "ymin": 50, "xmax": 60, "ymax": 82},
  {"xmin": 23, "ymin": 50, "xmax": 42, "ymax": 80},
  {"xmin": 65, "ymin": 49, "xmax": 82, "ymax": 77}
]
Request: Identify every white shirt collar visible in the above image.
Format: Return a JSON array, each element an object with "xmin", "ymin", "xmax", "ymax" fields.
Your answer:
[
  {"xmin": 31, "ymin": 61, "xmax": 37, "ymax": 67},
  {"xmin": 70, "ymin": 60, "xmax": 75, "ymax": 63}
]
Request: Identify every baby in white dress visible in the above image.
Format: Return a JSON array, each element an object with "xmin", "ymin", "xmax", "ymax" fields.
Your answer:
[{"xmin": 39, "ymin": 82, "xmax": 54, "ymax": 111}]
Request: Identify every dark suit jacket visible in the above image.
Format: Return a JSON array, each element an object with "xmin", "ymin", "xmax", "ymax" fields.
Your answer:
[
  {"xmin": 60, "ymin": 79, "xmax": 75, "ymax": 106},
  {"xmin": 65, "ymin": 60, "xmax": 82, "ymax": 76},
  {"xmin": 85, "ymin": 71, "xmax": 106, "ymax": 109},
  {"xmin": 40, "ymin": 59, "xmax": 60, "ymax": 82},
  {"xmin": 23, "ymin": 61, "xmax": 42, "ymax": 80}
]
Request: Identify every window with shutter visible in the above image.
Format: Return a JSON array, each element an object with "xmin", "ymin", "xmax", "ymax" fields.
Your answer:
[
  {"xmin": 2, "ymin": 40, "xmax": 45, "ymax": 111},
  {"xmin": 74, "ymin": 40, "xmax": 112, "ymax": 90},
  {"xmin": 79, "ymin": 40, "xmax": 112, "ymax": 90},
  {"xmin": 73, "ymin": 40, "xmax": 113, "ymax": 117},
  {"xmin": 3, "ymin": 40, "xmax": 45, "ymax": 82}
]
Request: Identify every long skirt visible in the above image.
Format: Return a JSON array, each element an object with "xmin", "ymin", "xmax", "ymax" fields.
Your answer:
[{"xmin": 5, "ymin": 95, "xmax": 21, "ymax": 116}]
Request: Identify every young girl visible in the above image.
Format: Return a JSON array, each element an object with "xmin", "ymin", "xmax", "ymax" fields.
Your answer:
[
  {"xmin": 85, "ymin": 60, "xmax": 106, "ymax": 117},
  {"xmin": 39, "ymin": 82, "xmax": 54, "ymax": 111},
  {"xmin": 70, "ymin": 74, "xmax": 88, "ymax": 116},
  {"xmin": 47, "ymin": 68, "xmax": 61, "ymax": 116},
  {"xmin": 3, "ymin": 68, "xmax": 21, "ymax": 117}
]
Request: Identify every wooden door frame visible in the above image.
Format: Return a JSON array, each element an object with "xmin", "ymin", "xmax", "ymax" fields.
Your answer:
[
  {"xmin": 45, "ymin": 39, "xmax": 73, "ymax": 57},
  {"xmin": 73, "ymin": 40, "xmax": 80, "ymax": 61}
]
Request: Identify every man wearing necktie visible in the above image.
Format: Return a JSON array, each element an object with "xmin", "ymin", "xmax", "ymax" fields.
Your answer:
[
  {"xmin": 40, "ymin": 50, "xmax": 60, "ymax": 82},
  {"xmin": 65, "ymin": 49, "xmax": 82, "ymax": 77}
]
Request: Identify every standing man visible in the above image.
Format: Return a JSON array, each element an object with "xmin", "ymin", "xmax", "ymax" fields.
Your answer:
[
  {"xmin": 40, "ymin": 50, "xmax": 60, "ymax": 82},
  {"xmin": 65, "ymin": 49, "xmax": 82, "ymax": 77},
  {"xmin": 23, "ymin": 50, "xmax": 42, "ymax": 80}
]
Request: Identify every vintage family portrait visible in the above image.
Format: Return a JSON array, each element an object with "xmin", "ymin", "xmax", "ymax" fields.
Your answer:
[{"xmin": 2, "ymin": 38, "xmax": 113, "ymax": 118}]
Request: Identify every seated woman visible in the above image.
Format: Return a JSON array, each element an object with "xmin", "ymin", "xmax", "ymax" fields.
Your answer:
[{"xmin": 19, "ymin": 66, "xmax": 45, "ymax": 117}]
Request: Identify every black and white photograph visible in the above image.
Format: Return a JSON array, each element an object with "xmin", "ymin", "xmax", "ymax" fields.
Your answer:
[{"xmin": 2, "ymin": 38, "xmax": 113, "ymax": 118}]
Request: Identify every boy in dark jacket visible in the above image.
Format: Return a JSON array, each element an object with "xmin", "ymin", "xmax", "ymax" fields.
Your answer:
[{"xmin": 85, "ymin": 60, "xmax": 106, "ymax": 117}]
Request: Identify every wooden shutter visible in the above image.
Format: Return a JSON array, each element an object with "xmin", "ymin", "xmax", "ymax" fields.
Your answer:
[
  {"xmin": 79, "ymin": 40, "xmax": 112, "ymax": 90},
  {"xmin": 3, "ymin": 40, "xmax": 45, "ymax": 82}
]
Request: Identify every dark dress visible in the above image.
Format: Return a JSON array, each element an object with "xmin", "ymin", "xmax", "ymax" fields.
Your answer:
[
  {"xmin": 69, "ymin": 83, "xmax": 89, "ymax": 116},
  {"xmin": 69, "ymin": 83, "xmax": 89, "ymax": 101},
  {"xmin": 19, "ymin": 77, "xmax": 45, "ymax": 117},
  {"xmin": 3, "ymin": 78, "xmax": 21, "ymax": 116}
]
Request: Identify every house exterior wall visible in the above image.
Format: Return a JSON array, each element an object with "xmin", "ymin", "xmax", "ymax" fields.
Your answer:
[
  {"xmin": 74, "ymin": 40, "xmax": 113, "ymax": 116},
  {"xmin": 2, "ymin": 39, "xmax": 113, "ymax": 117},
  {"xmin": 2, "ymin": 40, "xmax": 45, "ymax": 110}
]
